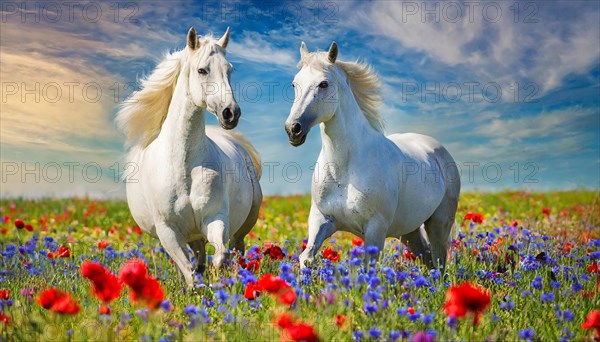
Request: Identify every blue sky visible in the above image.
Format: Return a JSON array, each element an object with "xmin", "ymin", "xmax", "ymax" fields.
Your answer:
[{"xmin": 1, "ymin": 0, "xmax": 598, "ymax": 197}]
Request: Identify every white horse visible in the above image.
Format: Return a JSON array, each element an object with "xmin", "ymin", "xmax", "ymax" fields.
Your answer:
[
  {"xmin": 285, "ymin": 42, "xmax": 460, "ymax": 270},
  {"xmin": 116, "ymin": 27, "xmax": 262, "ymax": 286}
]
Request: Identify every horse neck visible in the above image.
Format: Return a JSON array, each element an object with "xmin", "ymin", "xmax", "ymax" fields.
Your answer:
[
  {"xmin": 160, "ymin": 64, "xmax": 207, "ymax": 163},
  {"xmin": 320, "ymin": 82, "xmax": 381, "ymax": 165}
]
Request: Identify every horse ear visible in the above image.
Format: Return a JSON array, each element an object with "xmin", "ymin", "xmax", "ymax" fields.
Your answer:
[
  {"xmin": 187, "ymin": 27, "xmax": 198, "ymax": 50},
  {"xmin": 217, "ymin": 27, "xmax": 230, "ymax": 48},
  {"xmin": 300, "ymin": 41, "xmax": 309, "ymax": 59},
  {"xmin": 327, "ymin": 41, "xmax": 338, "ymax": 63}
]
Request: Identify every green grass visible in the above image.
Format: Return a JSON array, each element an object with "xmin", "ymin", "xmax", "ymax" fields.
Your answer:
[{"xmin": 0, "ymin": 191, "xmax": 598, "ymax": 341}]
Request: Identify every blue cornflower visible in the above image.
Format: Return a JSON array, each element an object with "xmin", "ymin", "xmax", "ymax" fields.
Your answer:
[
  {"xmin": 397, "ymin": 307, "xmax": 407, "ymax": 316},
  {"xmin": 571, "ymin": 282, "xmax": 583, "ymax": 292},
  {"xmin": 414, "ymin": 276, "xmax": 430, "ymax": 288},
  {"xmin": 366, "ymin": 245, "xmax": 379, "ymax": 256},
  {"xmin": 368, "ymin": 276, "xmax": 381, "ymax": 288},
  {"xmin": 430, "ymin": 269, "xmax": 441, "ymax": 280},
  {"xmin": 531, "ymin": 277, "xmax": 543, "ymax": 290},
  {"xmin": 364, "ymin": 302, "xmax": 378, "ymax": 314},
  {"xmin": 364, "ymin": 290, "xmax": 382, "ymax": 302},
  {"xmin": 280, "ymin": 262, "xmax": 292, "ymax": 273},
  {"xmin": 352, "ymin": 331, "xmax": 365, "ymax": 341},
  {"xmin": 350, "ymin": 247, "xmax": 365, "ymax": 258},
  {"xmin": 500, "ymin": 300, "xmax": 514, "ymax": 311},
  {"xmin": 396, "ymin": 271, "xmax": 409, "ymax": 284},
  {"xmin": 408, "ymin": 311, "xmax": 421, "ymax": 322},
  {"xmin": 541, "ymin": 292, "xmax": 554, "ymax": 303},
  {"xmin": 448, "ymin": 315, "xmax": 457, "ymax": 328},
  {"xmin": 349, "ymin": 257, "xmax": 362, "ymax": 267},
  {"xmin": 184, "ymin": 304, "xmax": 200, "ymax": 315},
  {"xmin": 563, "ymin": 309, "xmax": 574, "ymax": 322},
  {"xmin": 340, "ymin": 276, "xmax": 352, "ymax": 288},
  {"xmin": 389, "ymin": 330, "xmax": 401, "ymax": 341},
  {"xmin": 368, "ymin": 327, "xmax": 382, "ymax": 339},
  {"xmin": 422, "ymin": 313, "xmax": 434, "ymax": 325},
  {"xmin": 215, "ymin": 289, "xmax": 229, "ymax": 303},
  {"xmin": 550, "ymin": 280, "xmax": 562, "ymax": 289},
  {"xmin": 519, "ymin": 328, "xmax": 534, "ymax": 340},
  {"xmin": 160, "ymin": 300, "xmax": 173, "ymax": 313}
]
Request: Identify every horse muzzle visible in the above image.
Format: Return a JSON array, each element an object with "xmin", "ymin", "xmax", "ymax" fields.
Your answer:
[
  {"xmin": 285, "ymin": 121, "xmax": 308, "ymax": 146},
  {"xmin": 219, "ymin": 105, "xmax": 241, "ymax": 130}
]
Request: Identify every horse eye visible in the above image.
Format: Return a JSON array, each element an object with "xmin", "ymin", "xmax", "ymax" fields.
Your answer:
[
  {"xmin": 292, "ymin": 83, "xmax": 295, "ymax": 88},
  {"xmin": 198, "ymin": 68, "xmax": 208, "ymax": 75},
  {"xmin": 318, "ymin": 81, "xmax": 329, "ymax": 88}
]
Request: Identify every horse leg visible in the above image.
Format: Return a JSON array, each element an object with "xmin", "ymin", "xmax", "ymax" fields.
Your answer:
[
  {"xmin": 401, "ymin": 227, "xmax": 433, "ymax": 269},
  {"xmin": 155, "ymin": 222, "xmax": 195, "ymax": 286},
  {"xmin": 423, "ymin": 193, "xmax": 458, "ymax": 272},
  {"xmin": 299, "ymin": 205, "xmax": 336, "ymax": 268},
  {"xmin": 363, "ymin": 215, "xmax": 390, "ymax": 264},
  {"xmin": 189, "ymin": 239, "xmax": 207, "ymax": 275},
  {"xmin": 206, "ymin": 217, "xmax": 230, "ymax": 269}
]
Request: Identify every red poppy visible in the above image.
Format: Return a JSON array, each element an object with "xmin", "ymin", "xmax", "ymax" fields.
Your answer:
[
  {"xmin": 352, "ymin": 237, "xmax": 364, "ymax": 246},
  {"xmin": 244, "ymin": 282, "xmax": 261, "ymax": 300},
  {"xmin": 264, "ymin": 245, "xmax": 285, "ymax": 260},
  {"xmin": 335, "ymin": 314, "xmax": 346, "ymax": 327},
  {"xmin": 542, "ymin": 207, "xmax": 550, "ymax": 216},
  {"xmin": 0, "ymin": 289, "xmax": 9, "ymax": 300},
  {"xmin": 404, "ymin": 249, "xmax": 418, "ymax": 261},
  {"xmin": 24, "ymin": 224, "xmax": 34, "ymax": 232},
  {"xmin": 302, "ymin": 240, "xmax": 307, "ymax": 251},
  {"xmin": 322, "ymin": 247, "xmax": 341, "ymax": 262},
  {"xmin": 464, "ymin": 213, "xmax": 484, "ymax": 224},
  {"xmin": 583, "ymin": 310, "xmax": 600, "ymax": 339},
  {"xmin": 134, "ymin": 226, "xmax": 142, "ymax": 235},
  {"xmin": 407, "ymin": 307, "xmax": 415, "ymax": 315},
  {"xmin": 119, "ymin": 259, "xmax": 164, "ymax": 309},
  {"xmin": 38, "ymin": 288, "xmax": 80, "ymax": 315},
  {"xmin": 246, "ymin": 259, "xmax": 261, "ymax": 273},
  {"xmin": 511, "ymin": 220, "xmax": 519, "ymax": 227},
  {"xmin": 98, "ymin": 304, "xmax": 112, "ymax": 315},
  {"xmin": 588, "ymin": 261, "xmax": 599, "ymax": 274},
  {"xmin": 256, "ymin": 274, "xmax": 296, "ymax": 305},
  {"xmin": 97, "ymin": 240, "xmax": 110, "ymax": 249},
  {"xmin": 257, "ymin": 274, "xmax": 288, "ymax": 293},
  {"xmin": 282, "ymin": 322, "xmax": 319, "ymax": 342},
  {"xmin": 14, "ymin": 219, "xmax": 24, "ymax": 229},
  {"xmin": 276, "ymin": 312, "xmax": 295, "ymax": 328},
  {"xmin": 238, "ymin": 257, "xmax": 248, "ymax": 269},
  {"xmin": 47, "ymin": 252, "xmax": 55, "ymax": 259},
  {"xmin": 57, "ymin": 245, "xmax": 71, "ymax": 258},
  {"xmin": 0, "ymin": 312, "xmax": 9, "ymax": 325},
  {"xmin": 276, "ymin": 313, "xmax": 319, "ymax": 342},
  {"xmin": 1, "ymin": 229, "xmax": 7, "ymax": 235},
  {"xmin": 444, "ymin": 282, "xmax": 491, "ymax": 325},
  {"xmin": 278, "ymin": 288, "xmax": 297, "ymax": 305},
  {"xmin": 80, "ymin": 261, "xmax": 122, "ymax": 303}
]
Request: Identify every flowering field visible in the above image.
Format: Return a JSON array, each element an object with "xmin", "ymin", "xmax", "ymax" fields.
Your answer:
[{"xmin": 0, "ymin": 191, "xmax": 599, "ymax": 341}]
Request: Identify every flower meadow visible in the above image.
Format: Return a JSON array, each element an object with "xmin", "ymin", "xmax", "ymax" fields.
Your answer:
[{"xmin": 0, "ymin": 191, "xmax": 598, "ymax": 341}]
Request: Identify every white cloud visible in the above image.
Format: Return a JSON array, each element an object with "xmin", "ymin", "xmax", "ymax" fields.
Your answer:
[
  {"xmin": 228, "ymin": 31, "xmax": 296, "ymax": 66},
  {"xmin": 357, "ymin": 1, "xmax": 600, "ymax": 94}
]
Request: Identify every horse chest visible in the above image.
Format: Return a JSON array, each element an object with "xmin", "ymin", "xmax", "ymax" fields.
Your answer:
[{"xmin": 315, "ymin": 173, "xmax": 377, "ymax": 230}]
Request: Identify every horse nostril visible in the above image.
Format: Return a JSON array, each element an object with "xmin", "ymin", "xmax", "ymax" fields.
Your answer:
[
  {"xmin": 291, "ymin": 122, "xmax": 302, "ymax": 136},
  {"xmin": 222, "ymin": 108, "xmax": 234, "ymax": 122}
]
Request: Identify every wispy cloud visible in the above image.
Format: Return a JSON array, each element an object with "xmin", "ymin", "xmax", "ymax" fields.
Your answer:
[{"xmin": 228, "ymin": 31, "xmax": 296, "ymax": 66}]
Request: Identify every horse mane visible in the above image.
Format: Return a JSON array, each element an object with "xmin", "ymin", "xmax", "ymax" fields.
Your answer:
[
  {"xmin": 299, "ymin": 52, "xmax": 385, "ymax": 133},
  {"xmin": 116, "ymin": 36, "xmax": 222, "ymax": 149},
  {"xmin": 116, "ymin": 50, "xmax": 184, "ymax": 148}
]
